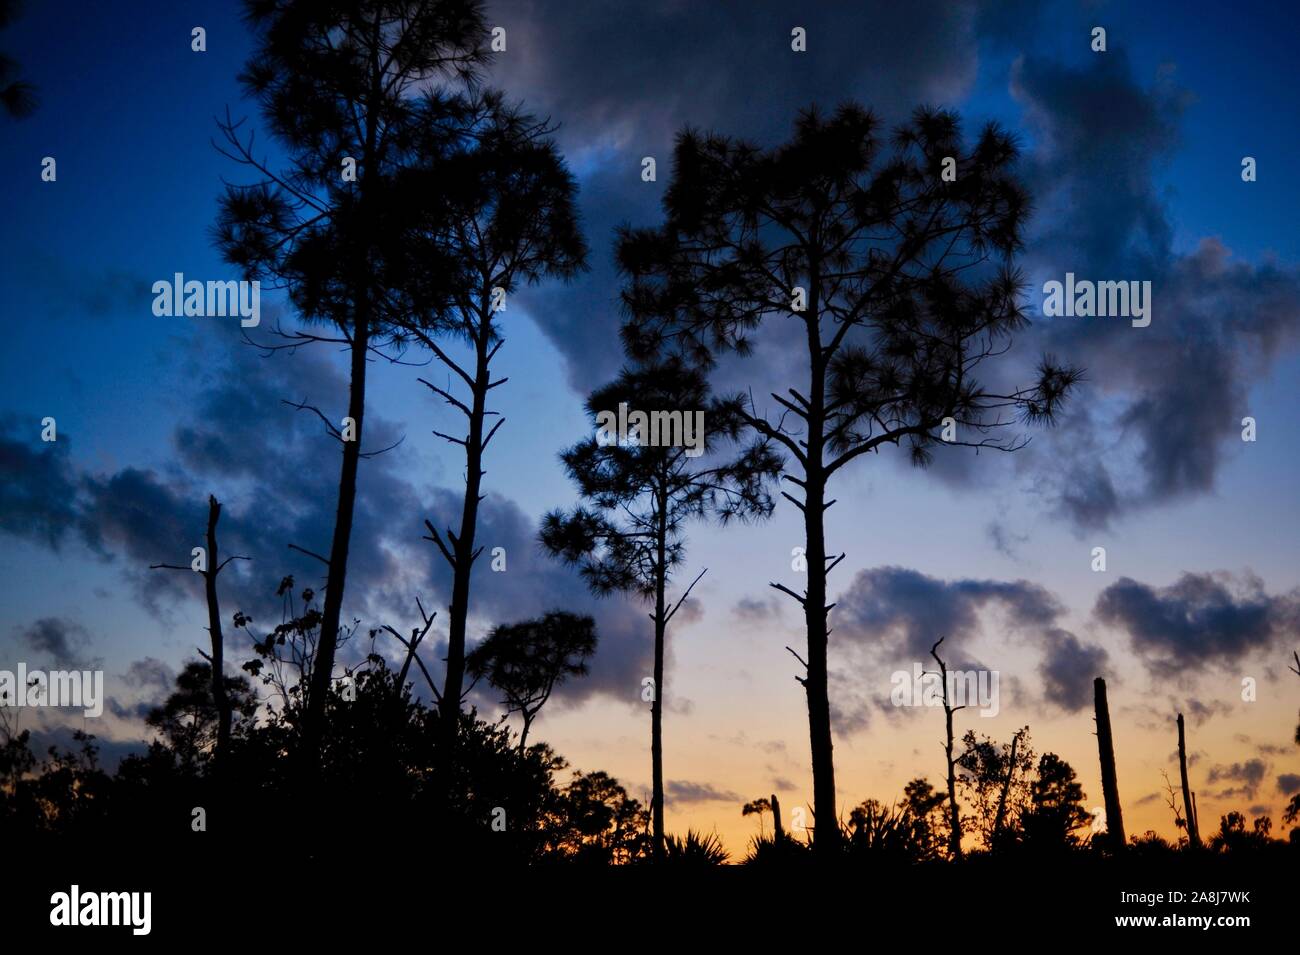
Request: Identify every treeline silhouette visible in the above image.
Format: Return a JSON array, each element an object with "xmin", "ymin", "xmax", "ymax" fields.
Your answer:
[
  {"xmin": 2, "ymin": 646, "xmax": 1296, "ymax": 867},
  {"xmin": 2, "ymin": 1, "xmax": 1297, "ymax": 876}
]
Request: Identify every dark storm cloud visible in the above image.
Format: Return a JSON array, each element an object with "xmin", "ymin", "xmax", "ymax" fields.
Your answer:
[
  {"xmin": 0, "ymin": 418, "xmax": 83, "ymax": 549},
  {"xmin": 490, "ymin": 6, "xmax": 1300, "ymax": 540},
  {"xmin": 105, "ymin": 658, "xmax": 177, "ymax": 723},
  {"xmin": 16, "ymin": 617, "xmax": 93, "ymax": 667},
  {"xmin": 0, "ymin": 324, "xmax": 429, "ymax": 624},
  {"xmin": 1094, "ymin": 572, "xmax": 1299, "ymax": 677},
  {"xmin": 0, "ymin": 339, "xmax": 370, "ymax": 618},
  {"xmin": 77, "ymin": 467, "xmax": 211, "ymax": 617},
  {"xmin": 666, "ymin": 779, "xmax": 742, "ymax": 806},
  {"xmin": 490, "ymin": 0, "xmax": 1033, "ymax": 388},
  {"xmin": 1277, "ymin": 774, "xmax": 1300, "ymax": 796},
  {"xmin": 1186, "ymin": 697, "xmax": 1233, "ymax": 726},
  {"xmin": 1036, "ymin": 240, "xmax": 1300, "ymax": 530},
  {"xmin": 1206, "ymin": 758, "xmax": 1268, "ymax": 799},
  {"xmin": 156, "ymin": 331, "xmax": 653, "ymax": 708},
  {"xmin": 157, "ymin": 323, "xmax": 424, "ymax": 612},
  {"xmin": 835, "ymin": 565, "xmax": 1062, "ymax": 661},
  {"xmin": 106, "ymin": 697, "xmax": 157, "ymax": 722},
  {"xmin": 121, "ymin": 657, "xmax": 176, "ymax": 693},
  {"xmin": 1010, "ymin": 53, "xmax": 1300, "ymax": 530},
  {"xmin": 829, "ymin": 566, "xmax": 1107, "ymax": 728},
  {"xmin": 1038, "ymin": 628, "xmax": 1108, "ymax": 713},
  {"xmin": 1051, "ymin": 450, "xmax": 1121, "ymax": 533},
  {"xmin": 1014, "ymin": 51, "xmax": 1184, "ymax": 276},
  {"xmin": 1, "ymin": 326, "xmax": 651, "ymax": 706},
  {"xmin": 827, "ymin": 668, "xmax": 878, "ymax": 737},
  {"xmin": 493, "ymin": 0, "xmax": 996, "ymax": 149}
]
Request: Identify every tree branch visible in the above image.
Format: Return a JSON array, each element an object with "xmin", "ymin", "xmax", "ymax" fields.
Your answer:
[
  {"xmin": 770, "ymin": 581, "xmax": 807, "ymax": 606},
  {"xmin": 664, "ymin": 567, "xmax": 708, "ymax": 624}
]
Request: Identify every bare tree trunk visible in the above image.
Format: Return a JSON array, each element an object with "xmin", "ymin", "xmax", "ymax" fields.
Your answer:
[
  {"xmin": 992, "ymin": 729, "xmax": 1021, "ymax": 845},
  {"xmin": 203, "ymin": 496, "xmax": 232, "ymax": 766},
  {"xmin": 771, "ymin": 793, "xmax": 786, "ymax": 843},
  {"xmin": 438, "ymin": 303, "xmax": 493, "ymax": 747},
  {"xmin": 930, "ymin": 639, "xmax": 963, "ymax": 859},
  {"xmin": 1177, "ymin": 713, "xmax": 1201, "ymax": 848},
  {"xmin": 303, "ymin": 312, "xmax": 370, "ymax": 757},
  {"xmin": 649, "ymin": 632, "xmax": 665, "ymax": 852},
  {"xmin": 804, "ymin": 272, "xmax": 839, "ymax": 854},
  {"xmin": 802, "ymin": 468, "xmax": 838, "ymax": 854},
  {"xmin": 771, "ymin": 261, "xmax": 839, "ymax": 855},
  {"xmin": 1093, "ymin": 678, "xmax": 1125, "ymax": 851},
  {"xmin": 647, "ymin": 478, "xmax": 669, "ymax": 859},
  {"xmin": 301, "ymin": 47, "xmax": 383, "ymax": 765}
]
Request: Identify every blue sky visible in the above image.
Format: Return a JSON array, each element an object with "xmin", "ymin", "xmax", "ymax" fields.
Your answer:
[{"xmin": 2, "ymin": 0, "xmax": 1298, "ymax": 851}]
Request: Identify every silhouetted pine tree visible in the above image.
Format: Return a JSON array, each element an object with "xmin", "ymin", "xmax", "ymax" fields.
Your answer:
[
  {"xmin": 386, "ymin": 92, "xmax": 587, "ymax": 749},
  {"xmin": 617, "ymin": 104, "xmax": 1081, "ymax": 852},
  {"xmin": 1021, "ymin": 752, "xmax": 1092, "ymax": 852},
  {"xmin": 542, "ymin": 357, "xmax": 780, "ymax": 857},
  {"xmin": 212, "ymin": 0, "xmax": 491, "ymax": 764}
]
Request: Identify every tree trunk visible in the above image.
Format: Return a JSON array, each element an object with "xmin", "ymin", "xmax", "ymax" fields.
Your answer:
[
  {"xmin": 992, "ymin": 730, "xmax": 1020, "ymax": 845},
  {"xmin": 802, "ymin": 470, "xmax": 838, "ymax": 854},
  {"xmin": 771, "ymin": 793, "xmax": 785, "ymax": 843},
  {"xmin": 203, "ymin": 496, "xmax": 232, "ymax": 767},
  {"xmin": 438, "ymin": 303, "xmax": 492, "ymax": 747},
  {"xmin": 303, "ymin": 311, "xmax": 370, "ymax": 755},
  {"xmin": 650, "ymin": 484, "xmax": 668, "ymax": 859},
  {"xmin": 931, "ymin": 640, "xmax": 962, "ymax": 859},
  {"xmin": 801, "ymin": 269, "xmax": 839, "ymax": 855},
  {"xmin": 1093, "ymin": 678, "xmax": 1125, "ymax": 851},
  {"xmin": 301, "ymin": 47, "xmax": 381, "ymax": 763},
  {"xmin": 943, "ymin": 704, "xmax": 961, "ymax": 858},
  {"xmin": 1177, "ymin": 713, "xmax": 1200, "ymax": 848}
]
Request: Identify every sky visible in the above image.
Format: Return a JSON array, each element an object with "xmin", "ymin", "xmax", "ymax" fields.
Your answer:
[{"xmin": 1, "ymin": 0, "xmax": 1299, "ymax": 856}]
